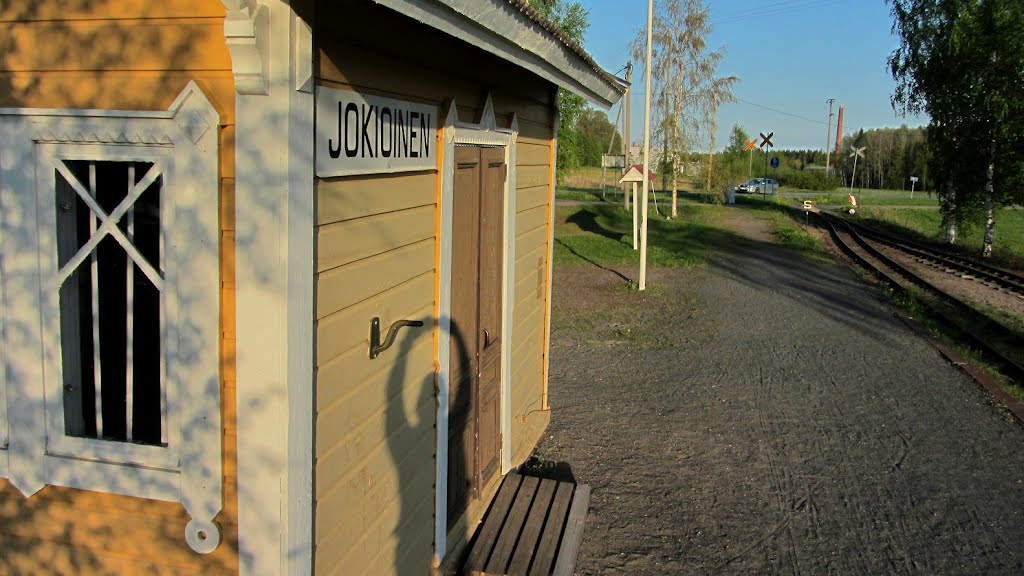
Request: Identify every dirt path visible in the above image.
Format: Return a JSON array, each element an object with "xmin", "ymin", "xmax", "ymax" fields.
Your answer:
[{"xmin": 537, "ymin": 208, "xmax": 1024, "ymax": 575}]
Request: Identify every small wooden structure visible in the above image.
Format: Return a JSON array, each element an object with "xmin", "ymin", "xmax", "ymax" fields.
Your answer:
[{"xmin": 464, "ymin": 473, "xmax": 591, "ymax": 576}]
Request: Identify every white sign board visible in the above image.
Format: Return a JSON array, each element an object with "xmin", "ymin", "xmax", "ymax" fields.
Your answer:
[
  {"xmin": 316, "ymin": 86, "xmax": 438, "ymax": 176},
  {"xmin": 602, "ymin": 154, "xmax": 626, "ymax": 169},
  {"xmin": 910, "ymin": 176, "xmax": 919, "ymax": 182}
]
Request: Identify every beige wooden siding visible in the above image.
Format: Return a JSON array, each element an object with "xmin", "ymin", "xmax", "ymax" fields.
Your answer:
[
  {"xmin": 313, "ymin": 1, "xmax": 558, "ymax": 573},
  {"xmin": 0, "ymin": 1, "xmax": 238, "ymax": 573},
  {"xmin": 510, "ymin": 127, "xmax": 553, "ymax": 463},
  {"xmin": 313, "ymin": 169, "xmax": 437, "ymax": 576}
]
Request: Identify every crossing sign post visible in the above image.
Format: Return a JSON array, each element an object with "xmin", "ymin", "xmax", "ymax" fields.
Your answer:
[
  {"xmin": 910, "ymin": 175, "xmax": 919, "ymax": 198},
  {"xmin": 760, "ymin": 132, "xmax": 775, "ymax": 197},
  {"xmin": 744, "ymin": 137, "xmax": 759, "ymax": 177},
  {"xmin": 850, "ymin": 146, "xmax": 866, "ymax": 191}
]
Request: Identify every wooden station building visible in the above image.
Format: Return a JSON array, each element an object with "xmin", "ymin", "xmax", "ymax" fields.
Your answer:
[{"xmin": 0, "ymin": 1, "xmax": 624, "ymax": 574}]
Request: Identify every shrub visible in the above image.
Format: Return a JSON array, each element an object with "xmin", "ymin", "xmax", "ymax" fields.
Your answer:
[{"xmin": 772, "ymin": 170, "xmax": 840, "ymax": 191}]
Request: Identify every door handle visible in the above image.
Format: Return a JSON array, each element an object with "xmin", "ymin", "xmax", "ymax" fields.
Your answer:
[
  {"xmin": 483, "ymin": 329, "xmax": 490, "ymax": 348},
  {"xmin": 369, "ymin": 317, "xmax": 424, "ymax": 359}
]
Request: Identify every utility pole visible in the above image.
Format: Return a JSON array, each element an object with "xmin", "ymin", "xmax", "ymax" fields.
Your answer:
[
  {"xmin": 640, "ymin": 0, "xmax": 653, "ymax": 291},
  {"xmin": 624, "ymin": 62, "xmax": 632, "ymax": 211},
  {"xmin": 825, "ymin": 98, "xmax": 835, "ymax": 174}
]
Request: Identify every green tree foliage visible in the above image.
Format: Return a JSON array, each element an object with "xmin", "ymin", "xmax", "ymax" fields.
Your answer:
[
  {"xmin": 528, "ymin": 0, "xmax": 591, "ymax": 177},
  {"xmin": 889, "ymin": 0, "xmax": 1024, "ymax": 254},
  {"xmin": 725, "ymin": 123, "xmax": 749, "ymax": 155},
  {"xmin": 831, "ymin": 125, "xmax": 930, "ymax": 191},
  {"xmin": 576, "ymin": 107, "xmax": 623, "ymax": 166}
]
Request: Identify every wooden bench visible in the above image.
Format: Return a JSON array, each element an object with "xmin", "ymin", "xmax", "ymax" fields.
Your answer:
[{"xmin": 463, "ymin": 472, "xmax": 591, "ymax": 576}]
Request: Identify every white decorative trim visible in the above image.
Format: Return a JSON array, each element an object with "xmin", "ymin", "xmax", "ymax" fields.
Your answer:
[
  {"xmin": 501, "ymin": 114, "xmax": 519, "ymax": 475},
  {"xmin": 286, "ymin": 5, "xmax": 315, "ymax": 576},
  {"xmin": 224, "ymin": 0, "xmax": 270, "ymax": 95},
  {"xmin": 0, "ymin": 174, "xmax": 8, "ymax": 457},
  {"xmin": 434, "ymin": 100, "xmax": 458, "ymax": 566},
  {"xmin": 435, "ymin": 96, "xmax": 518, "ymax": 564},
  {"xmin": 234, "ymin": 1, "xmax": 314, "ymax": 574},
  {"xmin": 0, "ymin": 82, "xmax": 223, "ymax": 553},
  {"xmin": 187, "ymin": 518, "xmax": 222, "ymax": 554}
]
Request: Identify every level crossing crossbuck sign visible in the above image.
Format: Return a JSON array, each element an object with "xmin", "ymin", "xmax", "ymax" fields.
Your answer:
[
  {"xmin": 759, "ymin": 132, "xmax": 774, "ymax": 149},
  {"xmin": 743, "ymin": 138, "xmax": 759, "ymax": 152}
]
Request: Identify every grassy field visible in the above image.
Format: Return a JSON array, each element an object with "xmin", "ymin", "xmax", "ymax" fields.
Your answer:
[
  {"xmin": 855, "ymin": 206, "xmax": 1024, "ymax": 269},
  {"xmin": 553, "ymin": 202, "xmax": 733, "ymax": 268},
  {"xmin": 779, "ymin": 187, "xmax": 940, "ymax": 207}
]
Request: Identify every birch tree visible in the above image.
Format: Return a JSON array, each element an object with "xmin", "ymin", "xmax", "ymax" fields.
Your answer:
[
  {"xmin": 631, "ymin": 0, "xmax": 729, "ymax": 218},
  {"xmin": 889, "ymin": 0, "xmax": 1024, "ymax": 256}
]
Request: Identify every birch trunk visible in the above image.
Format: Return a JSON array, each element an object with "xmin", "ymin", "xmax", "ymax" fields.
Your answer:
[
  {"xmin": 707, "ymin": 93, "xmax": 716, "ymax": 194},
  {"xmin": 671, "ymin": 53, "xmax": 683, "ymax": 219},
  {"xmin": 944, "ymin": 182, "xmax": 958, "ymax": 245},
  {"xmin": 982, "ymin": 137, "xmax": 997, "ymax": 258}
]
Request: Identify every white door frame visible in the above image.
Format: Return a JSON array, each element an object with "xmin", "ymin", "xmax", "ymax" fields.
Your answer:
[{"xmin": 434, "ymin": 95, "xmax": 518, "ymax": 563}]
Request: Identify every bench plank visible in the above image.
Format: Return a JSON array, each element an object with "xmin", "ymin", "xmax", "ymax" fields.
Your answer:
[
  {"xmin": 528, "ymin": 481, "xmax": 574, "ymax": 576},
  {"xmin": 465, "ymin": 473, "xmax": 524, "ymax": 574},
  {"xmin": 485, "ymin": 475, "xmax": 541, "ymax": 574},
  {"xmin": 507, "ymin": 478, "xmax": 558, "ymax": 575},
  {"xmin": 551, "ymin": 484, "xmax": 591, "ymax": 576}
]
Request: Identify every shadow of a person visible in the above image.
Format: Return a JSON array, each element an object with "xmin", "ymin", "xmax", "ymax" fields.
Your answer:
[{"xmin": 385, "ymin": 316, "xmax": 473, "ymax": 575}]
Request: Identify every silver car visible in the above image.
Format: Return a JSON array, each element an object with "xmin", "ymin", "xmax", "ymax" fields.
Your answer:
[{"xmin": 736, "ymin": 178, "xmax": 779, "ymax": 194}]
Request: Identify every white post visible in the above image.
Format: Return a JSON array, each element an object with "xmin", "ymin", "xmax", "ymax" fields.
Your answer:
[
  {"xmin": 850, "ymin": 154, "xmax": 858, "ymax": 191},
  {"xmin": 639, "ymin": 0, "xmax": 653, "ymax": 290},
  {"xmin": 632, "ymin": 182, "xmax": 638, "ymax": 249}
]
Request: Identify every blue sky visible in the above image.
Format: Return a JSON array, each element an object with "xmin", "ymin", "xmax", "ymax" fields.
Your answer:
[{"xmin": 582, "ymin": 0, "xmax": 928, "ymax": 151}]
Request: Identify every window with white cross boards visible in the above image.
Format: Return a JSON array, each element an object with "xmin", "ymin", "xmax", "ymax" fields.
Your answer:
[{"xmin": 0, "ymin": 83, "xmax": 225, "ymax": 553}]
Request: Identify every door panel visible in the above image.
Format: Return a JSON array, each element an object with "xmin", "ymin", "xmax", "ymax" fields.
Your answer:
[
  {"xmin": 447, "ymin": 146, "xmax": 480, "ymax": 524},
  {"xmin": 475, "ymin": 147, "xmax": 505, "ymax": 488},
  {"xmin": 446, "ymin": 145, "xmax": 505, "ymax": 527}
]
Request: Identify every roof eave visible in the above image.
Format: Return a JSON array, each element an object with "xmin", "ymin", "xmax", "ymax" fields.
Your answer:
[{"xmin": 371, "ymin": 0, "xmax": 625, "ymax": 109}]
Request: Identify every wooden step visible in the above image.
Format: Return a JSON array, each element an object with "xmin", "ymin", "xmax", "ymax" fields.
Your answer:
[{"xmin": 463, "ymin": 472, "xmax": 591, "ymax": 576}]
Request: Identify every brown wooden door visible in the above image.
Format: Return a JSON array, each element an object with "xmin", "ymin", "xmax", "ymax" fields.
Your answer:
[{"xmin": 448, "ymin": 146, "xmax": 505, "ymax": 526}]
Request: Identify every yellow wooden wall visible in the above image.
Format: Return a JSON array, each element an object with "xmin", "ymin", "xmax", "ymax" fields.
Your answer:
[
  {"xmin": 313, "ymin": 1, "xmax": 555, "ymax": 574},
  {"xmin": 0, "ymin": 1, "xmax": 239, "ymax": 573}
]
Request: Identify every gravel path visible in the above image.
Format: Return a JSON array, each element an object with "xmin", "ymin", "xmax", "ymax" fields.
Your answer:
[{"xmin": 537, "ymin": 209, "xmax": 1024, "ymax": 575}]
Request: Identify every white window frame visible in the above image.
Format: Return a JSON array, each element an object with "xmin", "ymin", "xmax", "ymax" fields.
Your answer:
[{"xmin": 0, "ymin": 82, "xmax": 223, "ymax": 554}]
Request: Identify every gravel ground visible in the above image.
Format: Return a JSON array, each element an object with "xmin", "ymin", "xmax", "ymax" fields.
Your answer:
[{"xmin": 536, "ymin": 208, "xmax": 1024, "ymax": 575}]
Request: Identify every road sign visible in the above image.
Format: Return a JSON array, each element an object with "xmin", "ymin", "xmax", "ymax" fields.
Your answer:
[
  {"xmin": 770, "ymin": 156, "xmax": 780, "ymax": 169},
  {"xmin": 910, "ymin": 176, "xmax": 919, "ymax": 182},
  {"xmin": 743, "ymin": 138, "xmax": 759, "ymax": 152},
  {"xmin": 850, "ymin": 146, "xmax": 866, "ymax": 158},
  {"xmin": 759, "ymin": 132, "xmax": 774, "ymax": 148},
  {"xmin": 803, "ymin": 200, "xmax": 813, "ymax": 210}
]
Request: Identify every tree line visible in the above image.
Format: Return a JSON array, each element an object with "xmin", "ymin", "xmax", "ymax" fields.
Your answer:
[{"xmin": 889, "ymin": 0, "xmax": 1024, "ymax": 257}]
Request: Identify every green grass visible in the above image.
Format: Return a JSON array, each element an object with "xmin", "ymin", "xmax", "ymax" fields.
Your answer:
[
  {"xmin": 733, "ymin": 194, "xmax": 828, "ymax": 257},
  {"xmin": 780, "ymin": 188, "xmax": 940, "ymax": 207},
  {"xmin": 553, "ymin": 203, "xmax": 733, "ymax": 268},
  {"xmin": 554, "ymin": 186, "xmax": 609, "ymax": 202},
  {"xmin": 855, "ymin": 207, "xmax": 1024, "ymax": 269}
]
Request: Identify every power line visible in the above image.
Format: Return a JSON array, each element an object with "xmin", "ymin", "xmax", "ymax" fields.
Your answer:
[
  {"xmin": 735, "ymin": 97, "xmax": 828, "ymax": 125},
  {"xmin": 626, "ymin": 93, "xmax": 829, "ymax": 126},
  {"xmin": 711, "ymin": 0, "xmax": 843, "ymax": 26}
]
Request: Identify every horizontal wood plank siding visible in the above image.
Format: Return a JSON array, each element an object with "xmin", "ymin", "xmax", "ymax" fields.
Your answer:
[
  {"xmin": 311, "ymin": 2, "xmax": 558, "ymax": 574},
  {"xmin": 317, "ymin": 172, "xmax": 436, "ymax": 225},
  {"xmin": 0, "ymin": 1, "xmax": 238, "ymax": 573},
  {"xmin": 317, "ymin": 206, "xmax": 435, "ymax": 273}
]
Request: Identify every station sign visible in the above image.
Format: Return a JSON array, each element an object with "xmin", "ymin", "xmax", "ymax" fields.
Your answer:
[{"xmin": 316, "ymin": 87, "xmax": 439, "ymax": 176}]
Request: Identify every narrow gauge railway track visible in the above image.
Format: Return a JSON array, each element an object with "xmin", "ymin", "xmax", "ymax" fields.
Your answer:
[
  {"xmin": 840, "ymin": 217, "xmax": 1024, "ymax": 298},
  {"xmin": 819, "ymin": 211, "xmax": 1024, "ymax": 385}
]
